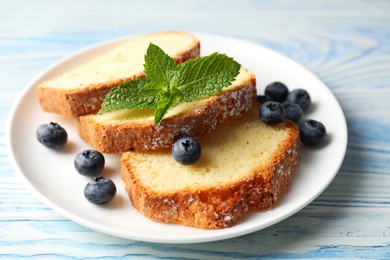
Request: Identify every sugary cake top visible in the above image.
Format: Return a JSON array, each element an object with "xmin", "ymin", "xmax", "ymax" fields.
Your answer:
[
  {"xmin": 40, "ymin": 31, "xmax": 198, "ymax": 89},
  {"xmin": 124, "ymin": 109, "xmax": 295, "ymax": 193}
]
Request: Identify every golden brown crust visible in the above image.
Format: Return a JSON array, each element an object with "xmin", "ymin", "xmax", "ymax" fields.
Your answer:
[
  {"xmin": 35, "ymin": 74, "xmax": 145, "ymax": 115},
  {"xmin": 35, "ymin": 32, "xmax": 200, "ymax": 116},
  {"xmin": 77, "ymin": 75, "xmax": 256, "ymax": 153},
  {"xmin": 121, "ymin": 120, "xmax": 300, "ymax": 229}
]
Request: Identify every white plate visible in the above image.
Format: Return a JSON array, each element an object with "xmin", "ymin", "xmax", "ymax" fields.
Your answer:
[{"xmin": 6, "ymin": 32, "xmax": 348, "ymax": 243}]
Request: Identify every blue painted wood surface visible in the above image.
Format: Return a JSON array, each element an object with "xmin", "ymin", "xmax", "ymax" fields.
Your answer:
[{"xmin": 1, "ymin": 0, "xmax": 390, "ymax": 258}]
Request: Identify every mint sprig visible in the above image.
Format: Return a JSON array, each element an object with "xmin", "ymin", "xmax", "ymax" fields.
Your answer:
[{"xmin": 99, "ymin": 43, "xmax": 240, "ymax": 125}]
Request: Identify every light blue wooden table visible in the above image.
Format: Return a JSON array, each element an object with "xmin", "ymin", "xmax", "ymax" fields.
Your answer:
[{"xmin": 1, "ymin": 0, "xmax": 389, "ymax": 258}]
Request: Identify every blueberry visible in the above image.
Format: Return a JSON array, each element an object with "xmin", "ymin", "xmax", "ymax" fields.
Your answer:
[
  {"xmin": 36, "ymin": 122, "xmax": 68, "ymax": 149},
  {"xmin": 286, "ymin": 88, "xmax": 311, "ymax": 112},
  {"xmin": 299, "ymin": 119, "xmax": 327, "ymax": 146},
  {"xmin": 283, "ymin": 102, "xmax": 304, "ymax": 123},
  {"xmin": 256, "ymin": 95, "xmax": 272, "ymax": 104},
  {"xmin": 84, "ymin": 176, "xmax": 116, "ymax": 205},
  {"xmin": 259, "ymin": 101, "xmax": 285, "ymax": 124},
  {"xmin": 265, "ymin": 82, "xmax": 289, "ymax": 102},
  {"xmin": 172, "ymin": 137, "xmax": 201, "ymax": 165},
  {"xmin": 74, "ymin": 149, "xmax": 105, "ymax": 177}
]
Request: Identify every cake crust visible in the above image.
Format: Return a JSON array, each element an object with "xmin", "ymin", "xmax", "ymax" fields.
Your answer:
[{"xmin": 121, "ymin": 114, "xmax": 300, "ymax": 229}]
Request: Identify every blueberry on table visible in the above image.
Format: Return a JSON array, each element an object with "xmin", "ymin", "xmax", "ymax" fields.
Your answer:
[
  {"xmin": 74, "ymin": 149, "xmax": 105, "ymax": 177},
  {"xmin": 172, "ymin": 137, "xmax": 201, "ymax": 165},
  {"xmin": 36, "ymin": 122, "xmax": 68, "ymax": 149},
  {"xmin": 299, "ymin": 119, "xmax": 327, "ymax": 146},
  {"xmin": 259, "ymin": 101, "xmax": 285, "ymax": 124},
  {"xmin": 283, "ymin": 102, "xmax": 304, "ymax": 123},
  {"xmin": 265, "ymin": 82, "xmax": 289, "ymax": 102},
  {"xmin": 286, "ymin": 88, "xmax": 311, "ymax": 112},
  {"xmin": 84, "ymin": 176, "xmax": 116, "ymax": 205}
]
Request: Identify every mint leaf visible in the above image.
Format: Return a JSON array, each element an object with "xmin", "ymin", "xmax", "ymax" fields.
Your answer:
[
  {"xmin": 154, "ymin": 88, "xmax": 183, "ymax": 125},
  {"xmin": 175, "ymin": 53, "xmax": 240, "ymax": 102},
  {"xmin": 144, "ymin": 43, "xmax": 176, "ymax": 89},
  {"xmin": 99, "ymin": 43, "xmax": 241, "ymax": 126},
  {"xmin": 98, "ymin": 77, "xmax": 158, "ymax": 114}
]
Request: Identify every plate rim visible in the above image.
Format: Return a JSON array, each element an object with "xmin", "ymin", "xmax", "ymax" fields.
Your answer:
[{"xmin": 5, "ymin": 32, "xmax": 348, "ymax": 243}]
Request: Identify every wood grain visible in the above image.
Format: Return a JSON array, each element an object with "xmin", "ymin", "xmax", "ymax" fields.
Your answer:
[{"xmin": 1, "ymin": 0, "xmax": 389, "ymax": 258}]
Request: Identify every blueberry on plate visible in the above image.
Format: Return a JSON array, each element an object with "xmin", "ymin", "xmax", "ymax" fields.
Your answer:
[
  {"xmin": 172, "ymin": 137, "xmax": 201, "ymax": 165},
  {"xmin": 74, "ymin": 149, "xmax": 105, "ymax": 177},
  {"xmin": 256, "ymin": 94, "xmax": 272, "ymax": 104},
  {"xmin": 84, "ymin": 176, "xmax": 116, "ymax": 205},
  {"xmin": 283, "ymin": 102, "xmax": 304, "ymax": 123},
  {"xmin": 259, "ymin": 101, "xmax": 285, "ymax": 124},
  {"xmin": 265, "ymin": 82, "xmax": 289, "ymax": 102},
  {"xmin": 36, "ymin": 122, "xmax": 68, "ymax": 149},
  {"xmin": 286, "ymin": 88, "xmax": 311, "ymax": 112},
  {"xmin": 299, "ymin": 119, "xmax": 327, "ymax": 146}
]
